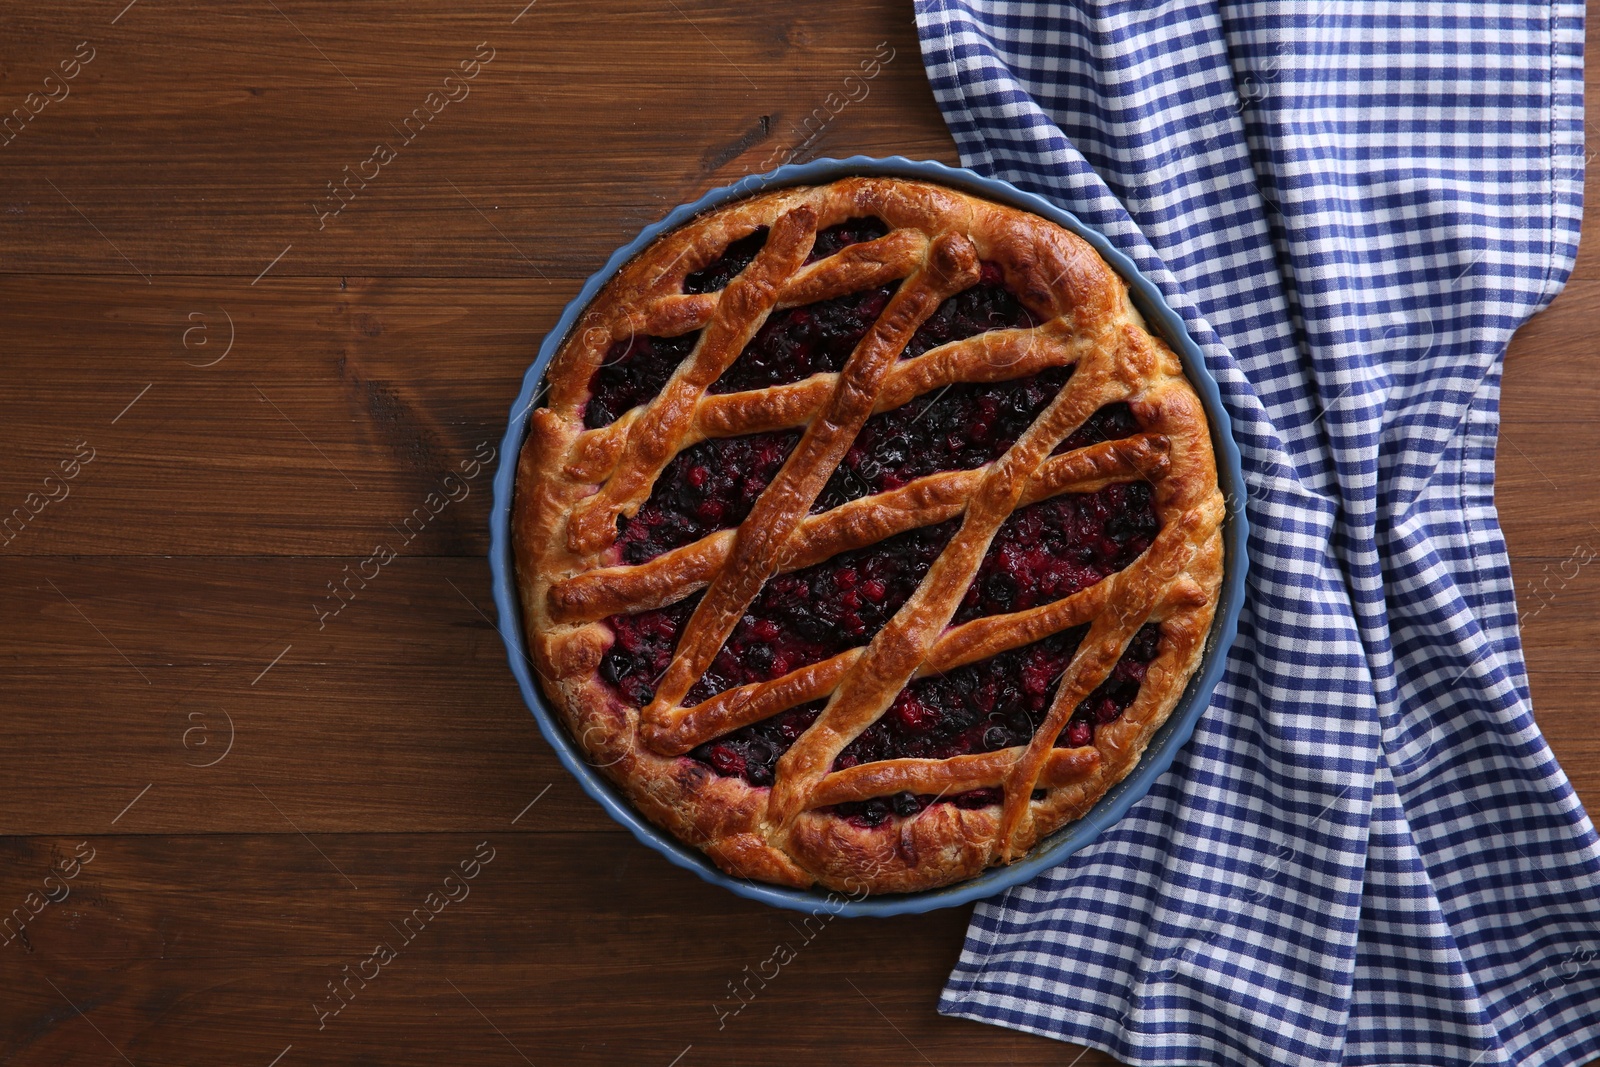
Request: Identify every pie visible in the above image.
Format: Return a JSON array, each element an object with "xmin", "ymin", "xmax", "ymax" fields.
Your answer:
[{"xmin": 511, "ymin": 176, "xmax": 1225, "ymax": 895}]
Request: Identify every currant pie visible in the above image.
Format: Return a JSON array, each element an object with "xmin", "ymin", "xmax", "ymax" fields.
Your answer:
[{"xmin": 512, "ymin": 176, "xmax": 1225, "ymax": 895}]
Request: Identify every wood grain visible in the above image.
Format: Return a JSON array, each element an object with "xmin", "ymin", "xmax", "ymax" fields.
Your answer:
[
  {"xmin": 0, "ymin": 0, "xmax": 1592, "ymax": 1064},
  {"xmin": 0, "ymin": 2, "xmax": 954, "ymax": 278},
  {"xmin": 1, "ymin": 834, "xmax": 1034, "ymax": 1066}
]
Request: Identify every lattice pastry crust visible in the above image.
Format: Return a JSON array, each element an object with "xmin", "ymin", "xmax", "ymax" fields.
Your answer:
[{"xmin": 513, "ymin": 177, "xmax": 1224, "ymax": 895}]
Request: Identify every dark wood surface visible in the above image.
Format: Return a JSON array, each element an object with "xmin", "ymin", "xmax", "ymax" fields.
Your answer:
[{"xmin": 0, "ymin": 3, "xmax": 1591, "ymax": 1064}]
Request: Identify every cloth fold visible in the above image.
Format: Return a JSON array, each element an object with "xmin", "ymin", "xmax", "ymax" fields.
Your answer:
[{"xmin": 913, "ymin": 2, "xmax": 1600, "ymax": 1064}]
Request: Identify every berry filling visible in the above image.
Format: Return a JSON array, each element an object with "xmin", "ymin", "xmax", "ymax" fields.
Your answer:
[
  {"xmin": 901, "ymin": 261, "xmax": 1039, "ymax": 360},
  {"xmin": 682, "ymin": 216, "xmax": 890, "ymax": 298},
  {"xmin": 815, "ymin": 367, "xmax": 1074, "ymax": 511},
  {"xmin": 689, "ymin": 701, "xmax": 823, "ymax": 787},
  {"xmin": 687, "ymin": 611, "xmax": 1160, "ymax": 810},
  {"xmin": 701, "ymin": 254, "xmax": 1037, "ymax": 397},
  {"xmin": 709, "ymin": 285, "xmax": 899, "ymax": 395},
  {"xmin": 687, "ymin": 520, "xmax": 959, "ymax": 703},
  {"xmin": 599, "ymin": 593, "xmax": 699, "ymax": 708},
  {"xmin": 828, "ymin": 622, "xmax": 1163, "ymax": 827},
  {"xmin": 586, "ymin": 252, "xmax": 1049, "ymax": 431},
  {"xmin": 836, "ymin": 626, "xmax": 1088, "ymax": 770},
  {"xmin": 602, "ymin": 505, "xmax": 1163, "ymax": 824},
  {"xmin": 684, "ymin": 228, "xmax": 769, "ymax": 294},
  {"xmin": 583, "ymin": 332, "xmax": 701, "ymax": 430},
  {"xmin": 600, "ymin": 520, "xmax": 957, "ymax": 707},
  {"xmin": 615, "ymin": 429, "xmax": 800, "ymax": 565},
  {"xmin": 1053, "ymin": 401, "xmax": 1142, "ymax": 455},
  {"xmin": 807, "ymin": 216, "xmax": 891, "ymax": 262},
  {"xmin": 828, "ymin": 788, "xmax": 1006, "ymax": 828},
  {"xmin": 953, "ymin": 481, "xmax": 1159, "ymax": 623}
]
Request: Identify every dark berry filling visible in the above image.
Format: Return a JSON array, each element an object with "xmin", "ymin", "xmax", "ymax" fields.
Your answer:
[
  {"xmin": 827, "ymin": 622, "xmax": 1163, "ymax": 827},
  {"xmin": 599, "ymin": 594, "xmax": 700, "ymax": 708},
  {"xmin": 1053, "ymin": 401, "xmax": 1142, "ymax": 455},
  {"xmin": 701, "ymin": 255, "xmax": 1036, "ymax": 397},
  {"xmin": 690, "ymin": 701, "xmax": 823, "ymax": 787},
  {"xmin": 1075, "ymin": 622, "xmax": 1162, "ymax": 734},
  {"xmin": 685, "ymin": 217, "xmax": 890, "ymax": 300},
  {"xmin": 902, "ymin": 261, "xmax": 1039, "ymax": 361},
  {"xmin": 601, "ymin": 521, "xmax": 957, "ymax": 708},
  {"xmin": 807, "ymin": 217, "xmax": 891, "ymax": 262},
  {"xmin": 685, "ymin": 228, "xmax": 769, "ymax": 294},
  {"xmin": 603, "ymin": 537, "xmax": 1164, "ymax": 825},
  {"xmin": 583, "ymin": 332, "xmax": 701, "ymax": 430},
  {"xmin": 687, "ymin": 520, "xmax": 959, "ymax": 703},
  {"xmin": 708, "ymin": 285, "xmax": 899, "ymax": 395},
  {"xmin": 831, "ymin": 787, "xmax": 1004, "ymax": 828},
  {"xmin": 836, "ymin": 626, "xmax": 1087, "ymax": 770},
  {"xmin": 828, "ymin": 789, "xmax": 993, "ymax": 827},
  {"xmin": 954, "ymin": 481, "xmax": 1158, "ymax": 623},
  {"xmin": 615, "ymin": 429, "xmax": 800, "ymax": 564},
  {"xmin": 815, "ymin": 367, "xmax": 1074, "ymax": 511},
  {"xmin": 588, "ymin": 256, "xmax": 1045, "ymax": 429},
  {"xmin": 671, "ymin": 613, "xmax": 1161, "ymax": 818}
]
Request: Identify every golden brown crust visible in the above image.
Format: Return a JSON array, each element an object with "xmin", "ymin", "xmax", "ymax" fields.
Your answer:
[{"xmin": 512, "ymin": 177, "xmax": 1225, "ymax": 895}]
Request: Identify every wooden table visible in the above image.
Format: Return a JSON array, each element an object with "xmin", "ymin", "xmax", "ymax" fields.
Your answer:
[{"xmin": 1, "ymin": 3, "xmax": 1592, "ymax": 1064}]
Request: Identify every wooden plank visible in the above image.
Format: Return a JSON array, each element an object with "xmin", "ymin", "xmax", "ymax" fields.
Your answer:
[
  {"xmin": 0, "ymin": 275, "xmax": 544, "ymax": 555},
  {"xmin": 1534, "ymin": 677, "xmax": 1600, "ymax": 802},
  {"xmin": 1500, "ymin": 280, "xmax": 1600, "ymax": 553},
  {"xmin": 0, "ymin": 1, "xmax": 955, "ymax": 278},
  {"xmin": 0, "ymin": 557, "xmax": 511, "ymax": 668},
  {"xmin": 0, "ymin": 662, "xmax": 614, "ymax": 834},
  {"xmin": 0, "ymin": 833, "xmax": 1095, "ymax": 1066}
]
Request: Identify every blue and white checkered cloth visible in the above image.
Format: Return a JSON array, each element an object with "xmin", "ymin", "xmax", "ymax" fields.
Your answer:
[{"xmin": 914, "ymin": 2, "xmax": 1600, "ymax": 1064}]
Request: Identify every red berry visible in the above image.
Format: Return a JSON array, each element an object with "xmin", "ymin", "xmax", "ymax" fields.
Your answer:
[
  {"xmin": 707, "ymin": 743, "xmax": 746, "ymax": 777},
  {"xmin": 893, "ymin": 695, "xmax": 938, "ymax": 732}
]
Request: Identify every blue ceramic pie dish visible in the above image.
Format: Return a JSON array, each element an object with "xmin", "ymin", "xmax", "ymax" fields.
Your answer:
[{"xmin": 488, "ymin": 156, "xmax": 1248, "ymax": 917}]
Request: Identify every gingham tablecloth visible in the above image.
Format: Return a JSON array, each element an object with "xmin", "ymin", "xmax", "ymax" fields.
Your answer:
[{"xmin": 913, "ymin": 2, "xmax": 1600, "ymax": 1064}]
